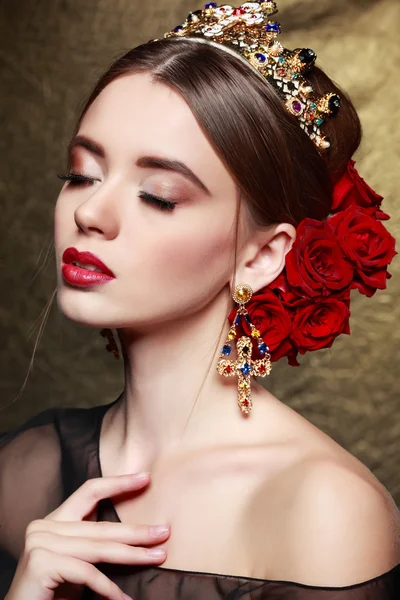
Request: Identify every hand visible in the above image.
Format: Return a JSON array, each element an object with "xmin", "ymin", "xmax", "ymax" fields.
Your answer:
[{"xmin": 6, "ymin": 473, "xmax": 170, "ymax": 600}]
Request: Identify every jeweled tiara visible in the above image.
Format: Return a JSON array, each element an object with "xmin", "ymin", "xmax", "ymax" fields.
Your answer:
[{"xmin": 152, "ymin": 1, "xmax": 341, "ymax": 152}]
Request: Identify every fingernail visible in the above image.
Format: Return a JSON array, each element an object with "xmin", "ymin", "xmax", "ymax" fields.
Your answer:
[
  {"xmin": 147, "ymin": 547, "xmax": 166, "ymax": 557},
  {"xmin": 123, "ymin": 594, "xmax": 134, "ymax": 600},
  {"xmin": 149, "ymin": 525, "xmax": 170, "ymax": 536}
]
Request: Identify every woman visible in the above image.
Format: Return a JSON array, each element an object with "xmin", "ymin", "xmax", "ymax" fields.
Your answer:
[{"xmin": 1, "ymin": 1, "xmax": 399, "ymax": 599}]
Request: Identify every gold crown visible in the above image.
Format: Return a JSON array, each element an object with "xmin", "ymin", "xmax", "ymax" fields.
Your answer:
[{"xmin": 153, "ymin": 1, "xmax": 341, "ymax": 152}]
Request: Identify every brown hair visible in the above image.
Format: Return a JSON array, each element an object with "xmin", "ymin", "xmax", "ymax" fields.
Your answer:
[{"xmin": 76, "ymin": 37, "xmax": 362, "ymax": 230}]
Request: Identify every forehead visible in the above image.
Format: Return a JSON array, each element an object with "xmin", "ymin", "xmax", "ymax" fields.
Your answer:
[{"xmin": 78, "ymin": 72, "xmax": 231, "ymax": 185}]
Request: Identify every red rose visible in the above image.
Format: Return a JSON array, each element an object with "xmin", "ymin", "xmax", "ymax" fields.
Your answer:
[
  {"xmin": 269, "ymin": 271, "xmax": 309, "ymax": 309},
  {"xmin": 329, "ymin": 205, "xmax": 397, "ymax": 297},
  {"xmin": 374, "ymin": 209, "xmax": 391, "ymax": 221},
  {"xmin": 331, "ymin": 160, "xmax": 384, "ymax": 212},
  {"xmin": 272, "ymin": 337, "xmax": 300, "ymax": 366},
  {"xmin": 290, "ymin": 296, "xmax": 351, "ymax": 353},
  {"xmin": 220, "ymin": 158, "xmax": 396, "ymax": 367},
  {"xmin": 228, "ymin": 288, "xmax": 292, "ymax": 363},
  {"xmin": 285, "ymin": 218, "xmax": 354, "ymax": 298}
]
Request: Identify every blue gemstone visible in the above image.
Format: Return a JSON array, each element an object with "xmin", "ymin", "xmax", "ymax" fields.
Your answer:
[
  {"xmin": 235, "ymin": 314, "xmax": 241, "ymax": 326},
  {"xmin": 240, "ymin": 363, "xmax": 251, "ymax": 375},
  {"xmin": 255, "ymin": 53, "xmax": 266, "ymax": 63},
  {"xmin": 292, "ymin": 74, "xmax": 299, "ymax": 79},
  {"xmin": 316, "ymin": 118, "xmax": 324, "ymax": 125},
  {"xmin": 258, "ymin": 342, "xmax": 269, "ymax": 354},
  {"xmin": 266, "ymin": 22, "xmax": 280, "ymax": 33},
  {"xmin": 278, "ymin": 57, "xmax": 285, "ymax": 63},
  {"xmin": 174, "ymin": 25, "xmax": 183, "ymax": 32},
  {"xmin": 244, "ymin": 314, "xmax": 252, "ymax": 324},
  {"xmin": 311, "ymin": 102, "xmax": 316, "ymax": 109},
  {"xmin": 204, "ymin": 2, "xmax": 217, "ymax": 7},
  {"xmin": 222, "ymin": 344, "xmax": 232, "ymax": 356}
]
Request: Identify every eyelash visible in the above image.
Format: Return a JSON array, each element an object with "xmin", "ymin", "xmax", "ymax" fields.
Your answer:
[
  {"xmin": 57, "ymin": 172, "xmax": 177, "ymax": 211},
  {"xmin": 138, "ymin": 191, "xmax": 177, "ymax": 211}
]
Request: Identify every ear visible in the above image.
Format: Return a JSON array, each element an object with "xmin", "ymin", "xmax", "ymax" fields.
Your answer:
[{"xmin": 233, "ymin": 222, "xmax": 296, "ymax": 294}]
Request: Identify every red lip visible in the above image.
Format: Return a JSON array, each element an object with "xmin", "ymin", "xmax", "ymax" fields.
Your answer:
[
  {"xmin": 62, "ymin": 247, "xmax": 115, "ymax": 276},
  {"xmin": 61, "ymin": 247, "xmax": 115, "ymax": 287}
]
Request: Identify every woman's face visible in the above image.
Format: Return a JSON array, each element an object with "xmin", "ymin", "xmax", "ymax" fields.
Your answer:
[{"xmin": 55, "ymin": 72, "xmax": 242, "ymax": 330}]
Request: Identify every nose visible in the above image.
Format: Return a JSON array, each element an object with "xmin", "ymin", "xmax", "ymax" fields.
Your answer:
[{"xmin": 74, "ymin": 182, "xmax": 120, "ymax": 240}]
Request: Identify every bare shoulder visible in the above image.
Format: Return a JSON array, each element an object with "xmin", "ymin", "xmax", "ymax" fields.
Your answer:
[{"xmin": 247, "ymin": 453, "xmax": 400, "ymax": 586}]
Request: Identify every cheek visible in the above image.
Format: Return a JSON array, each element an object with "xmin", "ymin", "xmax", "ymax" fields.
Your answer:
[
  {"xmin": 128, "ymin": 224, "xmax": 234, "ymax": 320},
  {"xmin": 54, "ymin": 194, "xmax": 70, "ymax": 227},
  {"xmin": 54, "ymin": 197, "xmax": 67, "ymax": 254},
  {"xmin": 54, "ymin": 199, "xmax": 64, "ymax": 235},
  {"xmin": 143, "ymin": 219, "xmax": 235, "ymax": 283},
  {"xmin": 54, "ymin": 194, "xmax": 78, "ymax": 266}
]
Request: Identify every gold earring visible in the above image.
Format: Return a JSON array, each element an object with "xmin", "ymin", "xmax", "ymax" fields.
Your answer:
[
  {"xmin": 100, "ymin": 328, "xmax": 120, "ymax": 359},
  {"xmin": 217, "ymin": 284, "xmax": 272, "ymax": 415}
]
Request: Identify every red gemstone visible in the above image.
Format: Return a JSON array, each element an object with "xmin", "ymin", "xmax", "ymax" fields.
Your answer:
[
  {"xmin": 259, "ymin": 364, "xmax": 265, "ymax": 373},
  {"xmin": 233, "ymin": 8, "xmax": 245, "ymax": 15},
  {"xmin": 242, "ymin": 399, "xmax": 249, "ymax": 406},
  {"xmin": 306, "ymin": 112, "xmax": 314, "ymax": 121},
  {"xmin": 225, "ymin": 365, "xmax": 233, "ymax": 374},
  {"xmin": 277, "ymin": 69, "xmax": 286, "ymax": 76}
]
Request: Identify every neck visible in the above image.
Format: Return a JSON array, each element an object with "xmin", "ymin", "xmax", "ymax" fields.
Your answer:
[{"xmin": 105, "ymin": 287, "xmax": 266, "ymax": 472}]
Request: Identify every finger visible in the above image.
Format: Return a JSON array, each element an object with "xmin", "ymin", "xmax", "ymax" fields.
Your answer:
[
  {"xmin": 25, "ymin": 531, "xmax": 167, "ymax": 566},
  {"xmin": 27, "ymin": 519, "xmax": 171, "ymax": 545},
  {"xmin": 26, "ymin": 548, "xmax": 132, "ymax": 600},
  {"xmin": 47, "ymin": 474, "xmax": 150, "ymax": 522}
]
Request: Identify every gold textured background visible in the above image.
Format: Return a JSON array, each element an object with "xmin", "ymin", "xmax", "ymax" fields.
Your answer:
[{"xmin": 0, "ymin": 1, "xmax": 399, "ymax": 504}]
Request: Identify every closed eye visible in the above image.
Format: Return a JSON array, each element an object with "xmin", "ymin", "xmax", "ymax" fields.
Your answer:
[
  {"xmin": 57, "ymin": 173, "xmax": 177, "ymax": 211},
  {"xmin": 139, "ymin": 191, "xmax": 177, "ymax": 211},
  {"xmin": 57, "ymin": 172, "xmax": 98, "ymax": 186}
]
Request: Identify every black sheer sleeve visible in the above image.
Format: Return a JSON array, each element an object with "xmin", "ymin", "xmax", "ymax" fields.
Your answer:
[{"xmin": 0, "ymin": 408, "xmax": 63, "ymax": 597}]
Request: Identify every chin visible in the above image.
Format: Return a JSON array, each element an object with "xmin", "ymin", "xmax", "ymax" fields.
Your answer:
[{"xmin": 56, "ymin": 286, "xmax": 111, "ymax": 328}]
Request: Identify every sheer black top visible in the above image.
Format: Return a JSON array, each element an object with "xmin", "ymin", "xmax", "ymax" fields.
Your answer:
[{"xmin": 0, "ymin": 399, "xmax": 399, "ymax": 599}]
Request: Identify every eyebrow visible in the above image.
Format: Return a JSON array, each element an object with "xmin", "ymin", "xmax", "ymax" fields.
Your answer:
[
  {"xmin": 136, "ymin": 156, "xmax": 211, "ymax": 196},
  {"xmin": 68, "ymin": 135, "xmax": 211, "ymax": 196},
  {"xmin": 68, "ymin": 135, "xmax": 105, "ymax": 159}
]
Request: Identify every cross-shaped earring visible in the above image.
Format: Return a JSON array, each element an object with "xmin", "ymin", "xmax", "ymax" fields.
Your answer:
[
  {"xmin": 217, "ymin": 284, "xmax": 272, "ymax": 415},
  {"xmin": 100, "ymin": 328, "xmax": 120, "ymax": 359}
]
